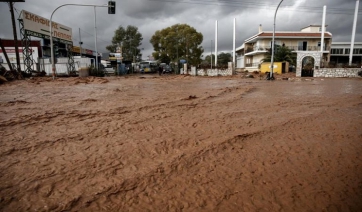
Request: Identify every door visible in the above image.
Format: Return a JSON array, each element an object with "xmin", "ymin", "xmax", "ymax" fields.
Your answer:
[{"xmin": 298, "ymin": 41, "xmax": 308, "ymax": 51}]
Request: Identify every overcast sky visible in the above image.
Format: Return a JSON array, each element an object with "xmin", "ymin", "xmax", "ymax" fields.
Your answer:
[{"xmin": 0, "ymin": 0, "xmax": 361, "ymax": 59}]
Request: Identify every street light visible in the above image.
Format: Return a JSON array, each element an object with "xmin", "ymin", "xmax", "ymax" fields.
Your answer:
[
  {"xmin": 269, "ymin": 0, "xmax": 284, "ymax": 80},
  {"xmin": 49, "ymin": 3, "xmax": 110, "ymax": 79}
]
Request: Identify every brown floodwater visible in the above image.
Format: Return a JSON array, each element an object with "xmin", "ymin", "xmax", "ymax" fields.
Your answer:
[{"xmin": 0, "ymin": 74, "xmax": 361, "ymax": 211}]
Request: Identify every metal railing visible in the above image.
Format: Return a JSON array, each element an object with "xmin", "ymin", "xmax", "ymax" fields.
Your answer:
[
  {"xmin": 245, "ymin": 46, "xmax": 269, "ymax": 53},
  {"xmin": 245, "ymin": 62, "xmax": 259, "ymax": 67},
  {"xmin": 288, "ymin": 46, "xmax": 330, "ymax": 51},
  {"xmin": 245, "ymin": 45, "xmax": 330, "ymax": 53}
]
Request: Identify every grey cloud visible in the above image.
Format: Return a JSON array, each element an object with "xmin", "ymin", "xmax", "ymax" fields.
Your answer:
[{"xmin": 0, "ymin": 0, "xmax": 361, "ymax": 59}]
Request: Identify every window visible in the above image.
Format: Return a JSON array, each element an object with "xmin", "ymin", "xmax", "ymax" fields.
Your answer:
[
  {"xmin": 353, "ymin": 49, "xmax": 362, "ymax": 54},
  {"xmin": 270, "ymin": 40, "xmax": 281, "ymax": 48},
  {"xmin": 345, "ymin": 49, "xmax": 350, "ymax": 54},
  {"xmin": 331, "ymin": 49, "xmax": 343, "ymax": 54}
]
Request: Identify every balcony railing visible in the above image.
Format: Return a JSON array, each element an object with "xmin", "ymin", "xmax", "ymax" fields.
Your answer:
[
  {"xmin": 245, "ymin": 62, "xmax": 259, "ymax": 67},
  {"xmin": 288, "ymin": 46, "xmax": 330, "ymax": 51},
  {"xmin": 245, "ymin": 45, "xmax": 330, "ymax": 53},
  {"xmin": 245, "ymin": 46, "xmax": 269, "ymax": 53}
]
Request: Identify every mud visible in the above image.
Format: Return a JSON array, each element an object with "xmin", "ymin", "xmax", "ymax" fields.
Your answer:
[{"xmin": 0, "ymin": 74, "xmax": 362, "ymax": 211}]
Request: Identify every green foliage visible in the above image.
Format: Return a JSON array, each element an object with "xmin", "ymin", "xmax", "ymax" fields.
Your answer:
[
  {"xmin": 217, "ymin": 52, "xmax": 232, "ymax": 66},
  {"xmin": 201, "ymin": 52, "xmax": 230, "ymax": 68},
  {"xmin": 262, "ymin": 45, "xmax": 296, "ymax": 66},
  {"xmin": 106, "ymin": 25, "xmax": 143, "ymax": 61},
  {"xmin": 150, "ymin": 24, "xmax": 204, "ymax": 66},
  {"xmin": 203, "ymin": 54, "xmax": 215, "ymax": 65}
]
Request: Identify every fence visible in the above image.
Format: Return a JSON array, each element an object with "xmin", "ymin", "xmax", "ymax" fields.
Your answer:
[
  {"xmin": 1, "ymin": 57, "xmax": 94, "ymax": 76},
  {"xmin": 38, "ymin": 57, "xmax": 93, "ymax": 76},
  {"xmin": 181, "ymin": 62, "xmax": 234, "ymax": 76},
  {"xmin": 320, "ymin": 61, "xmax": 361, "ymax": 69},
  {"xmin": 0, "ymin": 60, "xmax": 37, "ymax": 72}
]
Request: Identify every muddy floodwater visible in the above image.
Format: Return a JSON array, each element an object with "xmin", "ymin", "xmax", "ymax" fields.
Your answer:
[{"xmin": 0, "ymin": 74, "xmax": 362, "ymax": 211}]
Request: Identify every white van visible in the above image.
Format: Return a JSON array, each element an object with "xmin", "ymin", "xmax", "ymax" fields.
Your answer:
[{"xmin": 101, "ymin": 60, "xmax": 114, "ymax": 74}]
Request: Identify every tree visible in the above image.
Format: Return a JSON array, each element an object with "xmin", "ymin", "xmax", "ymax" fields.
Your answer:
[
  {"xmin": 106, "ymin": 25, "xmax": 143, "ymax": 62},
  {"xmin": 150, "ymin": 24, "xmax": 203, "ymax": 66},
  {"xmin": 217, "ymin": 52, "xmax": 232, "ymax": 66},
  {"xmin": 262, "ymin": 45, "xmax": 296, "ymax": 66},
  {"xmin": 203, "ymin": 54, "xmax": 215, "ymax": 65}
]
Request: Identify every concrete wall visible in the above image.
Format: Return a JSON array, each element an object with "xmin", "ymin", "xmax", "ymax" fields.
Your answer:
[{"xmin": 314, "ymin": 68, "xmax": 361, "ymax": 77}]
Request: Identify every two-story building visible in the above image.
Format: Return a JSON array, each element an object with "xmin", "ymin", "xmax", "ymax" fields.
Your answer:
[{"xmin": 236, "ymin": 25, "xmax": 332, "ymax": 72}]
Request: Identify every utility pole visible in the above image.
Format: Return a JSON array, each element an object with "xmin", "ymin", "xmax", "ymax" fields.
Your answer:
[
  {"xmin": 79, "ymin": 28, "xmax": 83, "ymax": 57},
  {"xmin": 94, "ymin": 6, "xmax": 98, "ymax": 70},
  {"xmin": 215, "ymin": 20, "xmax": 218, "ymax": 66},
  {"xmin": 211, "ymin": 40, "xmax": 213, "ymax": 70},
  {"xmin": 176, "ymin": 25, "xmax": 179, "ymax": 74},
  {"xmin": 9, "ymin": 2, "xmax": 21, "ymax": 72},
  {"xmin": 233, "ymin": 18, "xmax": 236, "ymax": 68}
]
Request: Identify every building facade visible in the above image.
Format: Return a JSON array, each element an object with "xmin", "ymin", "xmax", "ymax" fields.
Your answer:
[
  {"xmin": 236, "ymin": 25, "xmax": 332, "ymax": 72},
  {"xmin": 330, "ymin": 42, "xmax": 362, "ymax": 65}
]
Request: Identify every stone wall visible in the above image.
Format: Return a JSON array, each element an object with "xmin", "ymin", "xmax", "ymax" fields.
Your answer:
[
  {"xmin": 181, "ymin": 62, "xmax": 234, "ymax": 76},
  {"xmin": 314, "ymin": 68, "xmax": 361, "ymax": 78}
]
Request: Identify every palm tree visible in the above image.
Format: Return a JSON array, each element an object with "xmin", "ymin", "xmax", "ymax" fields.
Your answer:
[{"xmin": 262, "ymin": 45, "xmax": 296, "ymax": 66}]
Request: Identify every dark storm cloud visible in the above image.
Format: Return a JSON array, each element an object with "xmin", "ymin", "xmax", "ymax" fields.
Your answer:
[{"xmin": 0, "ymin": 0, "xmax": 361, "ymax": 58}]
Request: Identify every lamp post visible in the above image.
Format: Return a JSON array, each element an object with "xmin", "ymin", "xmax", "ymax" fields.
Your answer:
[
  {"xmin": 50, "ymin": 3, "xmax": 110, "ymax": 79},
  {"xmin": 270, "ymin": 0, "xmax": 284, "ymax": 80}
]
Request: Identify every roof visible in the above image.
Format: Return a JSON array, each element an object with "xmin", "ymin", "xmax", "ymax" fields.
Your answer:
[
  {"xmin": 244, "ymin": 31, "xmax": 332, "ymax": 43},
  {"xmin": 259, "ymin": 32, "xmax": 332, "ymax": 37},
  {"xmin": 300, "ymin": 25, "xmax": 328, "ymax": 30},
  {"xmin": 331, "ymin": 41, "xmax": 362, "ymax": 45}
]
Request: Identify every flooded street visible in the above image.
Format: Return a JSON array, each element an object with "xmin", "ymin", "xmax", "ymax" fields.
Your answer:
[{"xmin": 0, "ymin": 75, "xmax": 362, "ymax": 211}]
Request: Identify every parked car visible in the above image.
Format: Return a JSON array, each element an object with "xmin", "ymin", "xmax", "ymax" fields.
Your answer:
[
  {"xmin": 164, "ymin": 65, "xmax": 172, "ymax": 73},
  {"xmin": 160, "ymin": 63, "xmax": 172, "ymax": 74}
]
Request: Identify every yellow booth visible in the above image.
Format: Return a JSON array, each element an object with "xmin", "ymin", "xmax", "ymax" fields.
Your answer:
[{"xmin": 260, "ymin": 62, "xmax": 289, "ymax": 74}]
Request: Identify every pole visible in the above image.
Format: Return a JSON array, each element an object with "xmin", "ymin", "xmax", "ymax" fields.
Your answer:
[
  {"xmin": 270, "ymin": 0, "xmax": 284, "ymax": 80},
  {"xmin": 79, "ymin": 28, "xmax": 82, "ymax": 57},
  {"xmin": 349, "ymin": 0, "xmax": 359, "ymax": 66},
  {"xmin": 176, "ymin": 27, "xmax": 179, "ymax": 74},
  {"xmin": 50, "ymin": 10, "xmax": 56, "ymax": 79},
  {"xmin": 211, "ymin": 40, "xmax": 213, "ymax": 70},
  {"xmin": 50, "ymin": 3, "xmax": 109, "ymax": 80},
  {"xmin": 233, "ymin": 18, "xmax": 236, "ymax": 66},
  {"xmin": 9, "ymin": 2, "xmax": 21, "ymax": 72},
  {"xmin": 215, "ymin": 20, "xmax": 218, "ymax": 66},
  {"xmin": 320, "ymin": 6, "xmax": 326, "ymax": 53},
  {"xmin": 94, "ymin": 6, "xmax": 98, "ymax": 70}
]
